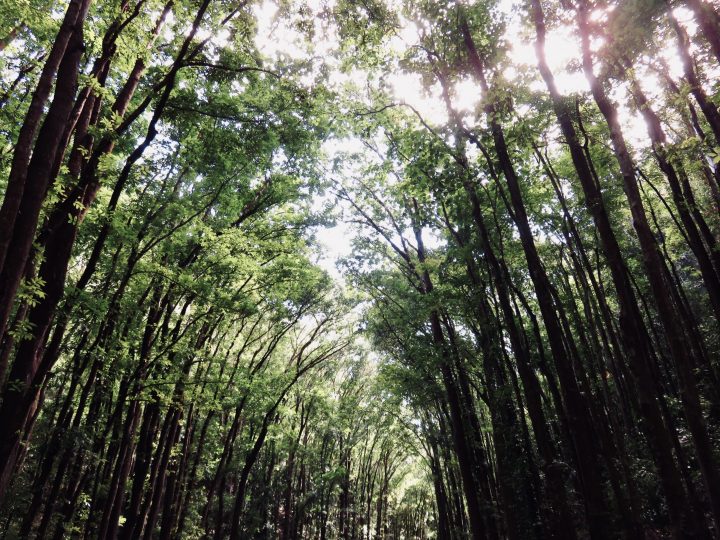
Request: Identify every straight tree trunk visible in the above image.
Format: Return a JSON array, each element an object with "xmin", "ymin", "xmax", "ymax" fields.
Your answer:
[
  {"xmin": 530, "ymin": 2, "xmax": 705, "ymax": 536},
  {"xmin": 577, "ymin": 2, "xmax": 720, "ymax": 532},
  {"xmin": 460, "ymin": 17, "xmax": 614, "ymax": 539}
]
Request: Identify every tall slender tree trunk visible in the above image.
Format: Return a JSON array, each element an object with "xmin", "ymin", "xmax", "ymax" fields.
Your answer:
[
  {"xmin": 0, "ymin": 0, "xmax": 90, "ymax": 503},
  {"xmin": 529, "ymin": 2, "xmax": 706, "ymax": 536},
  {"xmin": 577, "ymin": 1, "xmax": 720, "ymax": 532},
  {"xmin": 459, "ymin": 17, "xmax": 615, "ymax": 539}
]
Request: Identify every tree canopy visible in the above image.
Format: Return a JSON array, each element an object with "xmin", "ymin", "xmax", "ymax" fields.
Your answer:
[{"xmin": 1, "ymin": 0, "xmax": 720, "ymax": 538}]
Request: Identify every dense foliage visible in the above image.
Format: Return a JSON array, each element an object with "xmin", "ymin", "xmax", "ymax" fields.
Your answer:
[{"xmin": 1, "ymin": 0, "xmax": 720, "ymax": 538}]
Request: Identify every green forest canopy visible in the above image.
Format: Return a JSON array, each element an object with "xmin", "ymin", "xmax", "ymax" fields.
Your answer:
[{"xmin": 1, "ymin": 0, "xmax": 720, "ymax": 538}]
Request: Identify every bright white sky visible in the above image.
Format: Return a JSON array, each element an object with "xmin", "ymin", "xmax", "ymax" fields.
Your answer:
[{"xmin": 247, "ymin": 0, "xmax": 702, "ymax": 282}]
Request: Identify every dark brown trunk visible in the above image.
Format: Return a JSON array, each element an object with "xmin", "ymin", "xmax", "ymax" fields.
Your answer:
[
  {"xmin": 577, "ymin": 1, "xmax": 720, "ymax": 533},
  {"xmin": 0, "ymin": 0, "xmax": 87, "ymax": 277},
  {"xmin": 625, "ymin": 67, "xmax": 720, "ymax": 324},
  {"xmin": 0, "ymin": 1, "xmax": 89, "ymax": 502},
  {"xmin": 530, "ymin": 2, "xmax": 705, "ymax": 536},
  {"xmin": 460, "ymin": 17, "xmax": 614, "ymax": 539},
  {"xmin": 669, "ymin": 10, "xmax": 720, "ymax": 144},
  {"xmin": 686, "ymin": 0, "xmax": 720, "ymax": 64}
]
